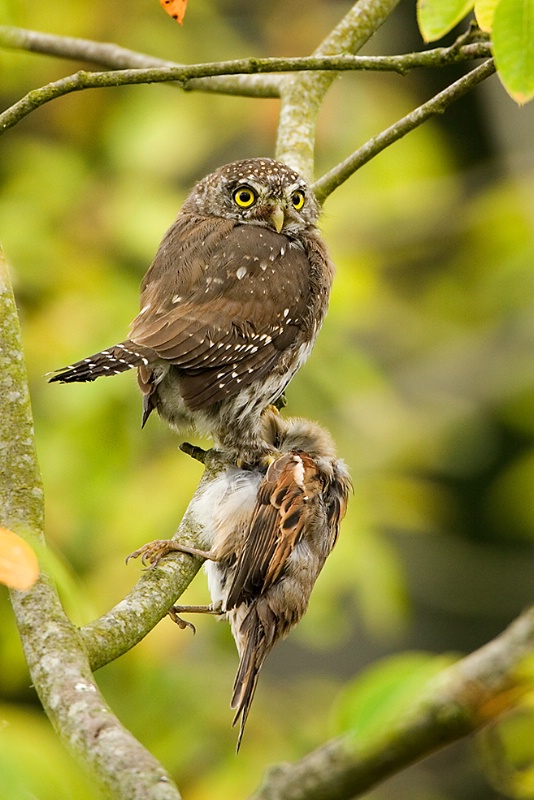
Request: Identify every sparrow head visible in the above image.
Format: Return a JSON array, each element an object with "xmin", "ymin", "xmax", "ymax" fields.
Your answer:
[{"xmin": 262, "ymin": 407, "xmax": 339, "ymax": 463}]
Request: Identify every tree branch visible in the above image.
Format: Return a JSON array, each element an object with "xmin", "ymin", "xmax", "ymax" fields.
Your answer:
[
  {"xmin": 248, "ymin": 606, "xmax": 534, "ymax": 800},
  {"xmin": 313, "ymin": 58, "xmax": 497, "ymax": 203},
  {"xmin": 80, "ymin": 463, "xmax": 225, "ymax": 672},
  {"xmin": 0, "ymin": 9, "xmax": 514, "ymax": 798},
  {"xmin": 0, "ymin": 28, "xmax": 491, "ymax": 138},
  {"xmin": 0, "ymin": 25, "xmax": 491, "ymax": 75},
  {"xmin": 12, "ymin": 575, "xmax": 183, "ymax": 800},
  {"xmin": 0, "ymin": 266, "xmax": 44, "ymax": 536},
  {"xmin": 0, "ymin": 26, "xmax": 491, "ymax": 72},
  {"xmin": 0, "ymin": 25, "xmax": 281, "ymax": 97},
  {"xmin": 80, "ymin": 547, "xmax": 201, "ymax": 672},
  {"xmin": 1, "ymin": 250, "xmax": 182, "ymax": 800},
  {"xmin": 275, "ymin": 0, "xmax": 404, "ymax": 179}
]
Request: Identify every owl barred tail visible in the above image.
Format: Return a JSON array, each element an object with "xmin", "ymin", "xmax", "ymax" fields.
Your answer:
[
  {"xmin": 50, "ymin": 158, "xmax": 334, "ymax": 449},
  {"xmin": 49, "ymin": 341, "xmax": 153, "ymax": 383}
]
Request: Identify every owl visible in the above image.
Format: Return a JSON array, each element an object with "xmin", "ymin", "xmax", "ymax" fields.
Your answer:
[
  {"xmin": 128, "ymin": 409, "xmax": 351, "ymax": 750},
  {"xmin": 50, "ymin": 159, "xmax": 334, "ymax": 463}
]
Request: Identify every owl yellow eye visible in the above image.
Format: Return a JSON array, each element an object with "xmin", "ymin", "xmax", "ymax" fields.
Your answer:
[
  {"xmin": 291, "ymin": 190, "xmax": 305, "ymax": 210},
  {"xmin": 233, "ymin": 186, "xmax": 256, "ymax": 208}
]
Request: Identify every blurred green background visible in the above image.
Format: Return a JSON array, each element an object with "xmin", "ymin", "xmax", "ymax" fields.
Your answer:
[{"xmin": 2, "ymin": 1, "xmax": 534, "ymax": 798}]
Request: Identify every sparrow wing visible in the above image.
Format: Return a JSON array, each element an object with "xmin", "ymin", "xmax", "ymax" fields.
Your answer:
[{"xmin": 225, "ymin": 451, "xmax": 321, "ymax": 609}]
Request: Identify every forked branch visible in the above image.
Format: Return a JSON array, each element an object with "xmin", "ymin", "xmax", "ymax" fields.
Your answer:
[
  {"xmin": 1, "ymin": 251, "xmax": 183, "ymax": 800},
  {"xmin": 313, "ymin": 58, "xmax": 496, "ymax": 202},
  {"xmin": 0, "ymin": 3, "xmax": 512, "ymax": 798}
]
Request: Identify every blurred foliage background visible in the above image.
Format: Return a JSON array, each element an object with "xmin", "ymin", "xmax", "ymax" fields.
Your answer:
[{"xmin": 1, "ymin": 1, "xmax": 534, "ymax": 798}]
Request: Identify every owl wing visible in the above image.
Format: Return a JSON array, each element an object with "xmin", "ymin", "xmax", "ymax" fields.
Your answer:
[
  {"xmin": 130, "ymin": 216, "xmax": 315, "ymax": 409},
  {"xmin": 225, "ymin": 451, "xmax": 322, "ymax": 610}
]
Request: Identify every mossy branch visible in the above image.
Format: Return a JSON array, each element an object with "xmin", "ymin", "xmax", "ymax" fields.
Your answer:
[
  {"xmin": 248, "ymin": 606, "xmax": 534, "ymax": 800},
  {"xmin": 0, "ymin": 4, "xmax": 513, "ymax": 798},
  {"xmin": 0, "ymin": 25, "xmax": 491, "ymax": 140},
  {"xmin": 0, "ymin": 24, "xmax": 491, "ymax": 81},
  {"xmin": 1, "ymin": 251, "xmax": 183, "ymax": 800},
  {"xmin": 0, "ymin": 18, "xmax": 495, "ymax": 188},
  {"xmin": 276, "ymin": 0, "xmax": 404, "ymax": 177},
  {"xmin": 0, "ymin": 24, "xmax": 281, "ymax": 97},
  {"xmin": 0, "ymin": 257, "xmax": 44, "ymax": 535},
  {"xmin": 81, "ymin": 457, "xmax": 225, "ymax": 672}
]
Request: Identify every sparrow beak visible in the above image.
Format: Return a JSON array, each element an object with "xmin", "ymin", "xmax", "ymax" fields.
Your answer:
[{"xmin": 269, "ymin": 203, "xmax": 285, "ymax": 234}]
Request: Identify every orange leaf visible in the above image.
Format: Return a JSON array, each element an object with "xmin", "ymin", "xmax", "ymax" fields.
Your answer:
[
  {"xmin": 0, "ymin": 528, "xmax": 39, "ymax": 591},
  {"xmin": 159, "ymin": 0, "xmax": 188, "ymax": 24}
]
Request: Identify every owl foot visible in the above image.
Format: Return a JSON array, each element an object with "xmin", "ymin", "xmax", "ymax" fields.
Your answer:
[{"xmin": 235, "ymin": 445, "xmax": 278, "ymax": 472}]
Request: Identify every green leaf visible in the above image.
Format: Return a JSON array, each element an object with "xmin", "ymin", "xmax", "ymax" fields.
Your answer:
[
  {"xmin": 478, "ymin": 702, "xmax": 534, "ymax": 797},
  {"xmin": 474, "ymin": 0, "xmax": 500, "ymax": 30},
  {"xmin": 335, "ymin": 652, "xmax": 457, "ymax": 742},
  {"xmin": 493, "ymin": 0, "xmax": 534, "ymax": 103},
  {"xmin": 417, "ymin": 0, "xmax": 475, "ymax": 41}
]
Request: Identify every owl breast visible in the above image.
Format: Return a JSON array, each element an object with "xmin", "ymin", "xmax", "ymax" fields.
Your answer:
[{"xmin": 50, "ymin": 158, "xmax": 334, "ymax": 463}]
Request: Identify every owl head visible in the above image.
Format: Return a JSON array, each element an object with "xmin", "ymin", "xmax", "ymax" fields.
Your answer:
[{"xmin": 182, "ymin": 158, "xmax": 321, "ymax": 235}]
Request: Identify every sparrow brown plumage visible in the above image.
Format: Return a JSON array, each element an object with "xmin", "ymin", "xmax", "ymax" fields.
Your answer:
[
  {"xmin": 50, "ymin": 159, "xmax": 334, "ymax": 463},
  {"xmin": 128, "ymin": 409, "xmax": 351, "ymax": 750}
]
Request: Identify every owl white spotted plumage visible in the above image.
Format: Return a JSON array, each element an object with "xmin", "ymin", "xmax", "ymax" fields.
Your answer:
[{"xmin": 50, "ymin": 158, "xmax": 335, "ymax": 462}]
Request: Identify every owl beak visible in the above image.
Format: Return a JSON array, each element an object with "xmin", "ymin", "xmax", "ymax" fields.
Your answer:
[{"xmin": 269, "ymin": 204, "xmax": 285, "ymax": 234}]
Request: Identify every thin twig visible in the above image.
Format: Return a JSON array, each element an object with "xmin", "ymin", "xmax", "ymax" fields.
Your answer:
[
  {"xmin": 0, "ymin": 25, "xmax": 491, "ymax": 78},
  {"xmin": 0, "ymin": 43, "xmax": 493, "ymax": 137},
  {"xmin": 313, "ymin": 58, "xmax": 497, "ymax": 202},
  {"xmin": 0, "ymin": 25, "xmax": 280, "ymax": 96}
]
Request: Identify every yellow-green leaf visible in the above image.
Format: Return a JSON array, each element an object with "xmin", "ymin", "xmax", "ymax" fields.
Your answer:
[
  {"xmin": 478, "ymin": 703, "xmax": 534, "ymax": 797},
  {"xmin": 335, "ymin": 651, "xmax": 457, "ymax": 742},
  {"xmin": 493, "ymin": 0, "xmax": 534, "ymax": 103},
  {"xmin": 0, "ymin": 528, "xmax": 39, "ymax": 591},
  {"xmin": 417, "ymin": 0, "xmax": 475, "ymax": 41},
  {"xmin": 474, "ymin": 0, "xmax": 500, "ymax": 30}
]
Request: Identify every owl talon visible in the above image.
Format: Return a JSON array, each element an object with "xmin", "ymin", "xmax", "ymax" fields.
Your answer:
[{"xmin": 235, "ymin": 446, "xmax": 277, "ymax": 471}]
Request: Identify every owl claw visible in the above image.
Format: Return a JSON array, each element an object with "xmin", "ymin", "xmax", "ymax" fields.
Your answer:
[{"xmin": 236, "ymin": 449, "xmax": 277, "ymax": 471}]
